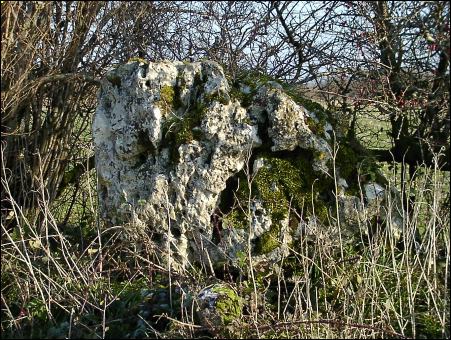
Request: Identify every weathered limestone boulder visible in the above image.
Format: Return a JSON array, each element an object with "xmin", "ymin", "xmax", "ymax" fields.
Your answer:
[{"xmin": 93, "ymin": 59, "xmax": 402, "ymax": 272}]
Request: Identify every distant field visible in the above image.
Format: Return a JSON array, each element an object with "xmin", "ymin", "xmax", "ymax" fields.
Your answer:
[{"xmin": 355, "ymin": 109, "xmax": 392, "ymax": 150}]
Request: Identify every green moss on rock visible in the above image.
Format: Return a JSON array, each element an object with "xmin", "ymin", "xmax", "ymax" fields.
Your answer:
[
  {"xmin": 159, "ymin": 70, "xmax": 211, "ymax": 164},
  {"xmin": 305, "ymin": 116, "xmax": 325, "ymax": 135},
  {"xmin": 222, "ymin": 149, "xmax": 334, "ymax": 256},
  {"xmin": 254, "ymin": 154, "xmax": 332, "ymax": 224},
  {"xmin": 333, "ymin": 137, "xmax": 388, "ymax": 195},
  {"xmin": 177, "ymin": 102, "xmax": 206, "ymax": 144},
  {"xmin": 160, "ymin": 85, "xmax": 175, "ymax": 105},
  {"xmin": 157, "ymin": 85, "xmax": 175, "ymax": 114},
  {"xmin": 196, "ymin": 284, "xmax": 242, "ymax": 328},
  {"xmin": 223, "ymin": 209, "xmax": 248, "ymax": 230},
  {"xmin": 254, "ymin": 158, "xmax": 292, "ymax": 221},
  {"xmin": 254, "ymin": 225, "xmax": 280, "ymax": 255},
  {"xmin": 210, "ymin": 284, "xmax": 242, "ymax": 325}
]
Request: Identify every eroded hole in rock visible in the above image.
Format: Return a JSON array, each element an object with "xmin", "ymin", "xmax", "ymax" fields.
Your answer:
[
  {"xmin": 133, "ymin": 153, "xmax": 147, "ymax": 169},
  {"xmin": 218, "ymin": 173, "xmax": 242, "ymax": 216},
  {"xmin": 211, "ymin": 208, "xmax": 222, "ymax": 245},
  {"xmin": 151, "ymin": 232, "xmax": 163, "ymax": 243},
  {"xmin": 137, "ymin": 130, "xmax": 155, "ymax": 155},
  {"xmin": 99, "ymin": 186, "xmax": 108, "ymax": 200},
  {"xmin": 255, "ymin": 109, "xmax": 272, "ymax": 151},
  {"xmin": 269, "ymin": 145, "xmax": 314, "ymax": 163},
  {"xmin": 205, "ymin": 148, "xmax": 214, "ymax": 167},
  {"xmin": 139, "ymin": 64, "xmax": 149, "ymax": 78},
  {"xmin": 170, "ymin": 226, "xmax": 181, "ymax": 238}
]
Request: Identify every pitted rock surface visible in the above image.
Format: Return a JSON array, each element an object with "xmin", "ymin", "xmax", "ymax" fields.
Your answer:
[{"xmin": 93, "ymin": 60, "xmax": 402, "ymax": 271}]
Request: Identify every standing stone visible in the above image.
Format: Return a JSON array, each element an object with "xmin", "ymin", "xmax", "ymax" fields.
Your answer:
[{"xmin": 93, "ymin": 60, "xmax": 402, "ymax": 272}]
